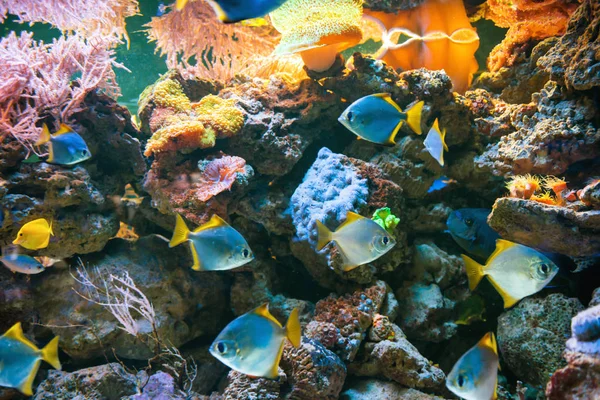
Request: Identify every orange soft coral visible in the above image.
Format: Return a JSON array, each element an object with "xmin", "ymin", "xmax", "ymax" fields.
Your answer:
[
  {"xmin": 484, "ymin": 0, "xmax": 580, "ymax": 71},
  {"xmin": 196, "ymin": 155, "xmax": 247, "ymax": 202},
  {"xmin": 530, "ymin": 191, "xmax": 559, "ymax": 206},
  {"xmin": 506, "ymin": 174, "xmax": 542, "ymax": 199},
  {"xmin": 543, "ymin": 176, "xmax": 568, "ymax": 197},
  {"xmin": 364, "ymin": 0, "xmax": 479, "ymax": 93}
]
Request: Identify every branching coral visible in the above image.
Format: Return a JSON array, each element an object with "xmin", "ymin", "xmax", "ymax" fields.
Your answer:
[
  {"xmin": 270, "ymin": 0, "xmax": 363, "ymax": 72},
  {"xmin": 145, "ymin": 0, "xmax": 280, "ymax": 81},
  {"xmin": 0, "ymin": 32, "xmax": 126, "ymax": 152},
  {"xmin": 196, "ymin": 155, "xmax": 247, "ymax": 202},
  {"xmin": 0, "ymin": 0, "xmax": 139, "ymax": 45}
]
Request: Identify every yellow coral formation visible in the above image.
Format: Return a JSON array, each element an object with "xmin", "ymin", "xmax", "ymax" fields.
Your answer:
[
  {"xmin": 151, "ymin": 79, "xmax": 191, "ymax": 112},
  {"xmin": 506, "ymin": 174, "xmax": 541, "ymax": 199},
  {"xmin": 270, "ymin": 0, "xmax": 363, "ymax": 72},
  {"xmin": 192, "ymin": 95, "xmax": 244, "ymax": 138},
  {"xmin": 144, "ymin": 120, "xmax": 215, "ymax": 157},
  {"xmin": 530, "ymin": 191, "xmax": 559, "ymax": 206}
]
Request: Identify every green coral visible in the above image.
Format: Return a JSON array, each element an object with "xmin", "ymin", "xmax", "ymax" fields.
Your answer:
[{"xmin": 371, "ymin": 207, "xmax": 400, "ymax": 234}]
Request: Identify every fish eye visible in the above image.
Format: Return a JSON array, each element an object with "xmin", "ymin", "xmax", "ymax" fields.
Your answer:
[
  {"xmin": 19, "ymin": 233, "xmax": 23, "ymax": 236},
  {"xmin": 540, "ymin": 263, "xmax": 549, "ymax": 274},
  {"xmin": 216, "ymin": 341, "xmax": 227, "ymax": 354},
  {"xmin": 382, "ymin": 236, "xmax": 390, "ymax": 245},
  {"xmin": 347, "ymin": 111, "xmax": 354, "ymax": 121},
  {"xmin": 242, "ymin": 249, "xmax": 250, "ymax": 258},
  {"xmin": 457, "ymin": 374, "xmax": 466, "ymax": 387},
  {"xmin": 81, "ymin": 149, "xmax": 89, "ymax": 156},
  {"xmin": 465, "ymin": 218, "xmax": 474, "ymax": 227}
]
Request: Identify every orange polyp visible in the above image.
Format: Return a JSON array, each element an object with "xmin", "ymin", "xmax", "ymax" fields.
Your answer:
[{"xmin": 365, "ymin": 0, "xmax": 480, "ymax": 93}]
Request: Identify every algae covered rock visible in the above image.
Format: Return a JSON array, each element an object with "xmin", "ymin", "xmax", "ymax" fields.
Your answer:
[
  {"xmin": 545, "ymin": 351, "xmax": 600, "ymax": 400},
  {"xmin": 340, "ymin": 379, "xmax": 445, "ymax": 400},
  {"xmin": 497, "ymin": 293, "xmax": 584, "ymax": 387}
]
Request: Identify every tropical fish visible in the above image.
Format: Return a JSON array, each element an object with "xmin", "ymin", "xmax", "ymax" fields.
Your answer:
[
  {"xmin": 462, "ymin": 239, "xmax": 559, "ymax": 308},
  {"xmin": 121, "ymin": 184, "xmax": 144, "ymax": 207},
  {"xmin": 423, "ymin": 118, "xmax": 448, "ymax": 166},
  {"xmin": 338, "ymin": 94, "xmax": 424, "ymax": 145},
  {"xmin": 13, "ymin": 218, "xmax": 54, "ymax": 250},
  {"xmin": 240, "ymin": 17, "xmax": 270, "ymax": 27},
  {"xmin": 176, "ymin": 0, "xmax": 288, "ymax": 24},
  {"xmin": 446, "ymin": 332, "xmax": 499, "ymax": 400},
  {"xmin": 316, "ymin": 211, "xmax": 396, "ymax": 271},
  {"xmin": 210, "ymin": 303, "xmax": 301, "ymax": 378},
  {"xmin": 169, "ymin": 214, "xmax": 254, "ymax": 271},
  {"xmin": 427, "ymin": 176, "xmax": 457, "ymax": 193},
  {"xmin": 447, "ymin": 209, "xmax": 499, "ymax": 261},
  {"xmin": 0, "ymin": 254, "xmax": 45, "ymax": 275},
  {"xmin": 0, "ymin": 322, "xmax": 61, "ymax": 396},
  {"xmin": 35, "ymin": 123, "xmax": 91, "ymax": 166}
]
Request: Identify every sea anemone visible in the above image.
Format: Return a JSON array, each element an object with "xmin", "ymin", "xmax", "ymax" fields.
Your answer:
[
  {"xmin": 543, "ymin": 176, "xmax": 568, "ymax": 197},
  {"xmin": 505, "ymin": 174, "xmax": 541, "ymax": 199},
  {"xmin": 196, "ymin": 155, "xmax": 247, "ymax": 202},
  {"xmin": 530, "ymin": 191, "xmax": 558, "ymax": 206}
]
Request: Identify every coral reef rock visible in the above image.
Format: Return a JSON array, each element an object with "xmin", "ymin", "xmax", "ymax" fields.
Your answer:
[
  {"xmin": 222, "ymin": 370, "xmax": 284, "ymax": 400},
  {"xmin": 497, "ymin": 293, "xmax": 584, "ymax": 387},
  {"xmin": 566, "ymin": 304, "xmax": 600, "ymax": 355},
  {"xmin": 340, "ymin": 379, "xmax": 444, "ymax": 400},
  {"xmin": 34, "ymin": 235, "xmax": 230, "ymax": 360},
  {"xmin": 545, "ymin": 351, "xmax": 600, "ymax": 400},
  {"xmin": 124, "ymin": 371, "xmax": 192, "ymax": 400},
  {"xmin": 488, "ymin": 197, "xmax": 600, "ymax": 257}
]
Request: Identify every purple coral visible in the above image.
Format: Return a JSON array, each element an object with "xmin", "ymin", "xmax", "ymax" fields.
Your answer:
[{"xmin": 567, "ymin": 304, "xmax": 600, "ymax": 355}]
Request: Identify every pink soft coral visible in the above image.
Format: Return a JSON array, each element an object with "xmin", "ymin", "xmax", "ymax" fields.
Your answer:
[{"xmin": 197, "ymin": 156, "xmax": 247, "ymax": 202}]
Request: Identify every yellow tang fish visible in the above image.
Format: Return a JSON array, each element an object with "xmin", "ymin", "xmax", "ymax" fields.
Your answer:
[
  {"xmin": 169, "ymin": 214, "xmax": 254, "ymax": 271},
  {"xmin": 338, "ymin": 93, "xmax": 424, "ymax": 145},
  {"xmin": 210, "ymin": 303, "xmax": 301, "ymax": 378},
  {"xmin": 446, "ymin": 332, "xmax": 499, "ymax": 400},
  {"xmin": 423, "ymin": 118, "xmax": 448, "ymax": 166},
  {"xmin": 316, "ymin": 211, "xmax": 396, "ymax": 271},
  {"xmin": 462, "ymin": 239, "xmax": 559, "ymax": 308},
  {"xmin": 13, "ymin": 218, "xmax": 54, "ymax": 250},
  {"xmin": 0, "ymin": 322, "xmax": 61, "ymax": 396}
]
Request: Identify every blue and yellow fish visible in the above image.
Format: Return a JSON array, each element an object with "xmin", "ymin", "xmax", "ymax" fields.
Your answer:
[
  {"xmin": 423, "ymin": 118, "xmax": 448, "ymax": 166},
  {"xmin": 447, "ymin": 209, "xmax": 499, "ymax": 261},
  {"xmin": 13, "ymin": 218, "xmax": 54, "ymax": 250},
  {"xmin": 446, "ymin": 332, "xmax": 499, "ymax": 400},
  {"xmin": 169, "ymin": 214, "xmax": 254, "ymax": 271},
  {"xmin": 0, "ymin": 322, "xmax": 61, "ymax": 396},
  {"xmin": 0, "ymin": 254, "xmax": 45, "ymax": 275},
  {"xmin": 176, "ymin": 0, "xmax": 288, "ymax": 24},
  {"xmin": 35, "ymin": 123, "xmax": 91, "ymax": 166},
  {"xmin": 338, "ymin": 94, "xmax": 424, "ymax": 145},
  {"xmin": 210, "ymin": 303, "xmax": 301, "ymax": 378}
]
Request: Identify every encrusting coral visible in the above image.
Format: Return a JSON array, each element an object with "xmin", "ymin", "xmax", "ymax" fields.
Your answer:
[{"xmin": 270, "ymin": 0, "xmax": 363, "ymax": 72}]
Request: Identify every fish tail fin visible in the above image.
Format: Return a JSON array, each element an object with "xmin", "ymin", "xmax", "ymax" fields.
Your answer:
[
  {"xmin": 169, "ymin": 214, "xmax": 190, "ymax": 248},
  {"xmin": 405, "ymin": 100, "xmax": 424, "ymax": 135},
  {"xmin": 49, "ymin": 219, "xmax": 54, "ymax": 236},
  {"xmin": 462, "ymin": 254, "xmax": 484, "ymax": 291},
  {"xmin": 285, "ymin": 308, "xmax": 301, "ymax": 348},
  {"xmin": 316, "ymin": 220, "xmax": 332, "ymax": 251},
  {"xmin": 175, "ymin": 0, "xmax": 188, "ymax": 10},
  {"xmin": 41, "ymin": 336, "xmax": 61, "ymax": 370},
  {"xmin": 35, "ymin": 124, "xmax": 51, "ymax": 146}
]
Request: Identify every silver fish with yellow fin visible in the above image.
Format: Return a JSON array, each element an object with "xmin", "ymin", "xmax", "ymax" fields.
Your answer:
[
  {"xmin": 35, "ymin": 123, "xmax": 91, "ymax": 166},
  {"xmin": 13, "ymin": 218, "xmax": 54, "ymax": 250},
  {"xmin": 169, "ymin": 214, "xmax": 254, "ymax": 271},
  {"xmin": 462, "ymin": 239, "xmax": 559, "ymax": 308},
  {"xmin": 210, "ymin": 303, "xmax": 301, "ymax": 378},
  {"xmin": 0, "ymin": 254, "xmax": 45, "ymax": 275},
  {"xmin": 0, "ymin": 322, "xmax": 61, "ymax": 396},
  {"xmin": 316, "ymin": 211, "xmax": 396, "ymax": 271},
  {"xmin": 423, "ymin": 118, "xmax": 448, "ymax": 166},
  {"xmin": 338, "ymin": 93, "xmax": 424, "ymax": 145},
  {"xmin": 446, "ymin": 332, "xmax": 499, "ymax": 400}
]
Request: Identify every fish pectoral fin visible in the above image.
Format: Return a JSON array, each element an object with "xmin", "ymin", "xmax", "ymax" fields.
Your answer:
[
  {"xmin": 285, "ymin": 308, "xmax": 301, "ymax": 348},
  {"xmin": 18, "ymin": 359, "xmax": 41, "ymax": 396},
  {"xmin": 41, "ymin": 336, "xmax": 61, "ymax": 370},
  {"xmin": 54, "ymin": 124, "xmax": 73, "ymax": 136},
  {"xmin": 462, "ymin": 254, "xmax": 484, "ymax": 291},
  {"xmin": 252, "ymin": 303, "xmax": 283, "ymax": 328},
  {"xmin": 194, "ymin": 214, "xmax": 229, "ymax": 233},
  {"xmin": 3, "ymin": 322, "xmax": 39, "ymax": 352},
  {"xmin": 190, "ymin": 242, "xmax": 203, "ymax": 271}
]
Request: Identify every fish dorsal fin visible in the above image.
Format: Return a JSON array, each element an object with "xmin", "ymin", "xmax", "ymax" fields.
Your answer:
[
  {"xmin": 477, "ymin": 332, "xmax": 498, "ymax": 356},
  {"xmin": 35, "ymin": 124, "xmax": 52, "ymax": 146},
  {"xmin": 252, "ymin": 303, "xmax": 283, "ymax": 328},
  {"xmin": 3, "ymin": 322, "xmax": 39, "ymax": 353},
  {"xmin": 54, "ymin": 123, "xmax": 73, "ymax": 136},
  {"xmin": 372, "ymin": 93, "xmax": 403, "ymax": 113},
  {"xmin": 486, "ymin": 239, "xmax": 517, "ymax": 265},
  {"xmin": 337, "ymin": 211, "xmax": 365, "ymax": 231},
  {"xmin": 194, "ymin": 214, "xmax": 229, "ymax": 233}
]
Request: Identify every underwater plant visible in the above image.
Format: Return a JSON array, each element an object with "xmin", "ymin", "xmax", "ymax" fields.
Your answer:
[{"xmin": 371, "ymin": 207, "xmax": 400, "ymax": 234}]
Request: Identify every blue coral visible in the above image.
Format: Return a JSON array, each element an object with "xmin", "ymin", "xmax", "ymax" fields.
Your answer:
[
  {"xmin": 290, "ymin": 147, "xmax": 369, "ymax": 247},
  {"xmin": 567, "ymin": 304, "xmax": 600, "ymax": 355}
]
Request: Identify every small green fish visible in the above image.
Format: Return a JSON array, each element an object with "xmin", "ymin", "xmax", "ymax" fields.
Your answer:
[
  {"xmin": 35, "ymin": 123, "xmax": 91, "ymax": 166},
  {"xmin": 463, "ymin": 239, "xmax": 559, "ymax": 308},
  {"xmin": 338, "ymin": 94, "xmax": 424, "ymax": 145},
  {"xmin": 0, "ymin": 322, "xmax": 61, "ymax": 396},
  {"xmin": 210, "ymin": 304, "xmax": 301, "ymax": 378},
  {"xmin": 0, "ymin": 254, "xmax": 45, "ymax": 275},
  {"xmin": 423, "ymin": 118, "xmax": 448, "ymax": 166},
  {"xmin": 169, "ymin": 214, "xmax": 254, "ymax": 271},
  {"xmin": 446, "ymin": 332, "xmax": 499, "ymax": 400},
  {"xmin": 316, "ymin": 211, "xmax": 396, "ymax": 271}
]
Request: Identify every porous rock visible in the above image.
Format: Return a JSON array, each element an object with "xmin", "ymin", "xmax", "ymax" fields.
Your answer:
[
  {"xmin": 340, "ymin": 379, "xmax": 445, "ymax": 400},
  {"xmin": 545, "ymin": 351, "xmax": 600, "ymax": 400}
]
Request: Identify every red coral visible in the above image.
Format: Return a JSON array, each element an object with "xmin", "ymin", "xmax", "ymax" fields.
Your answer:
[{"xmin": 197, "ymin": 156, "xmax": 246, "ymax": 202}]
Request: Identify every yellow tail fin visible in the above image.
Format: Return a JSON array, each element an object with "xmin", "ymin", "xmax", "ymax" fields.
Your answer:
[
  {"xmin": 316, "ymin": 220, "xmax": 332, "ymax": 251},
  {"xmin": 41, "ymin": 336, "xmax": 61, "ymax": 370},
  {"xmin": 169, "ymin": 214, "xmax": 190, "ymax": 248},
  {"xmin": 49, "ymin": 219, "xmax": 54, "ymax": 236},
  {"xmin": 175, "ymin": 0, "xmax": 189, "ymax": 10},
  {"xmin": 462, "ymin": 254, "xmax": 484, "ymax": 291},
  {"xmin": 285, "ymin": 308, "xmax": 301, "ymax": 348},
  {"xmin": 35, "ymin": 124, "xmax": 51, "ymax": 146},
  {"xmin": 405, "ymin": 100, "xmax": 424, "ymax": 135}
]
